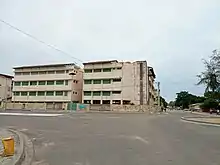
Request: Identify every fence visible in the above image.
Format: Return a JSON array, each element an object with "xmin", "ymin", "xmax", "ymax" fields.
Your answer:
[
  {"xmin": 3, "ymin": 102, "xmax": 159, "ymax": 113},
  {"xmin": 89, "ymin": 104, "xmax": 159, "ymax": 113}
]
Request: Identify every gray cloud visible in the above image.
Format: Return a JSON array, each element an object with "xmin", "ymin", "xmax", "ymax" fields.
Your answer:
[{"xmin": 1, "ymin": 0, "xmax": 220, "ymax": 100}]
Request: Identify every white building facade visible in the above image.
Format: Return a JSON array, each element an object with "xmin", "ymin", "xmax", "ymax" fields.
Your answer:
[
  {"xmin": 0, "ymin": 74, "xmax": 13, "ymax": 105},
  {"xmin": 12, "ymin": 63, "xmax": 83, "ymax": 109},
  {"xmin": 83, "ymin": 60, "xmax": 156, "ymax": 105}
]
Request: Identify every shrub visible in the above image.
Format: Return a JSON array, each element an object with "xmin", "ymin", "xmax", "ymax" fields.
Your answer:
[{"xmin": 200, "ymin": 98, "xmax": 219, "ymax": 111}]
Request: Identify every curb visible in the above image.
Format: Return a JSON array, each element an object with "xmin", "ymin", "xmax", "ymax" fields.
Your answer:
[
  {"xmin": 181, "ymin": 117, "xmax": 220, "ymax": 126},
  {"xmin": 7, "ymin": 129, "xmax": 25, "ymax": 165}
]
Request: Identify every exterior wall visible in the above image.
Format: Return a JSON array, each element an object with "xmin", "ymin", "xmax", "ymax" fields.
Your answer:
[
  {"xmin": 0, "ymin": 75, "xmax": 13, "ymax": 102},
  {"xmin": 12, "ymin": 64, "xmax": 83, "ymax": 103},
  {"xmin": 83, "ymin": 61, "xmax": 153, "ymax": 105}
]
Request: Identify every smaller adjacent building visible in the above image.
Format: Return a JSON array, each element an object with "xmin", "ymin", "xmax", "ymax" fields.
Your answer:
[
  {"xmin": 83, "ymin": 60, "xmax": 156, "ymax": 105},
  {"xmin": 12, "ymin": 63, "xmax": 83, "ymax": 109},
  {"xmin": 0, "ymin": 74, "xmax": 13, "ymax": 106}
]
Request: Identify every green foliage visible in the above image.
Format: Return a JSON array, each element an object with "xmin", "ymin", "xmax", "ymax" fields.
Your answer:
[
  {"xmin": 200, "ymin": 98, "xmax": 219, "ymax": 110},
  {"xmin": 204, "ymin": 91, "xmax": 220, "ymax": 100},
  {"xmin": 169, "ymin": 101, "xmax": 175, "ymax": 107},
  {"xmin": 175, "ymin": 91, "xmax": 205, "ymax": 109},
  {"xmin": 197, "ymin": 50, "xmax": 220, "ymax": 92},
  {"xmin": 160, "ymin": 96, "xmax": 168, "ymax": 108}
]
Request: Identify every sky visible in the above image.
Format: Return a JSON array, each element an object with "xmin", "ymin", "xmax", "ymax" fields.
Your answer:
[{"xmin": 0, "ymin": 0, "xmax": 220, "ymax": 101}]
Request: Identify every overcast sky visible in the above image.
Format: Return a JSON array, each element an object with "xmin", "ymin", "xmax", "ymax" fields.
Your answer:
[{"xmin": 1, "ymin": 0, "xmax": 220, "ymax": 101}]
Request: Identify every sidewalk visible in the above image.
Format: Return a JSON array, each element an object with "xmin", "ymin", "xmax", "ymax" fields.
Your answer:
[
  {"xmin": 0, "ymin": 128, "xmax": 22, "ymax": 165},
  {"xmin": 182, "ymin": 116, "xmax": 220, "ymax": 125}
]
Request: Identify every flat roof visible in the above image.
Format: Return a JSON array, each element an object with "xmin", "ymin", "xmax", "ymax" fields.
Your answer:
[
  {"xmin": 13, "ymin": 63, "xmax": 77, "ymax": 69},
  {"xmin": 83, "ymin": 60, "xmax": 118, "ymax": 65},
  {"xmin": 0, "ymin": 73, "xmax": 14, "ymax": 79}
]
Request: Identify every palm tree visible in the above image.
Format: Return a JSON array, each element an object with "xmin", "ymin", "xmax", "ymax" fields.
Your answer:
[{"xmin": 197, "ymin": 59, "xmax": 220, "ymax": 92}]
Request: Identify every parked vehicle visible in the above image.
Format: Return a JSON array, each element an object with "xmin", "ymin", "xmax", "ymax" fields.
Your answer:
[{"xmin": 210, "ymin": 109, "xmax": 220, "ymax": 115}]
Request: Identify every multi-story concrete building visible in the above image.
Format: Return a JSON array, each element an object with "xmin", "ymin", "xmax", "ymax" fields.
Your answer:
[
  {"xmin": 0, "ymin": 74, "xmax": 13, "ymax": 106},
  {"xmin": 83, "ymin": 60, "xmax": 156, "ymax": 105},
  {"xmin": 12, "ymin": 63, "xmax": 83, "ymax": 109}
]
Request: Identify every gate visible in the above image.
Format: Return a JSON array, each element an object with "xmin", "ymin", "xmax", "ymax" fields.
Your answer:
[{"xmin": 67, "ymin": 102, "xmax": 77, "ymax": 111}]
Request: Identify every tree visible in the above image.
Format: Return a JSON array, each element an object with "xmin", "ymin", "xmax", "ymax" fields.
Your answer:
[
  {"xmin": 200, "ymin": 98, "xmax": 219, "ymax": 111},
  {"xmin": 160, "ymin": 96, "xmax": 168, "ymax": 108},
  {"xmin": 169, "ymin": 101, "xmax": 175, "ymax": 108},
  {"xmin": 175, "ymin": 91, "xmax": 205, "ymax": 109},
  {"xmin": 175, "ymin": 91, "xmax": 191, "ymax": 109},
  {"xmin": 197, "ymin": 60, "xmax": 220, "ymax": 92}
]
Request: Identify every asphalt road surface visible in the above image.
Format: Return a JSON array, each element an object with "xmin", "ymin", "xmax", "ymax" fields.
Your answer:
[{"xmin": 0, "ymin": 111, "xmax": 220, "ymax": 165}]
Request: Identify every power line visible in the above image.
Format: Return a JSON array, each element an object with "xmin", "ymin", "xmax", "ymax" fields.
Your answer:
[{"xmin": 0, "ymin": 18, "xmax": 83, "ymax": 64}]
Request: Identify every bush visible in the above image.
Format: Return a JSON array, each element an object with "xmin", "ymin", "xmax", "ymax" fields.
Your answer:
[{"xmin": 200, "ymin": 98, "xmax": 219, "ymax": 111}]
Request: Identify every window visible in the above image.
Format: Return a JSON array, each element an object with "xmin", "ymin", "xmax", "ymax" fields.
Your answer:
[
  {"xmin": 103, "ymin": 100, "xmax": 110, "ymax": 104},
  {"xmin": 103, "ymin": 79, "xmax": 111, "ymax": 84},
  {"xmin": 113, "ymin": 100, "xmax": 121, "ymax": 104},
  {"xmin": 30, "ymin": 81, "xmax": 37, "ymax": 86},
  {"xmin": 93, "ymin": 91, "xmax": 101, "ymax": 96},
  {"xmin": 102, "ymin": 91, "xmax": 111, "ymax": 96},
  {"xmin": 23, "ymin": 72, "xmax": 30, "ymax": 75},
  {"xmin": 123, "ymin": 100, "xmax": 131, "ymax": 105},
  {"xmin": 93, "ymin": 100, "xmax": 101, "ymax": 104},
  {"xmin": 48, "ymin": 71, "xmax": 55, "ymax": 74},
  {"xmin": 29, "ymin": 91, "xmax": 36, "ymax": 96},
  {"xmin": 21, "ymin": 92, "xmax": 28, "ymax": 96},
  {"xmin": 47, "ymin": 81, "xmax": 54, "ymax": 85},
  {"xmin": 56, "ymin": 70, "xmax": 65, "ymax": 74},
  {"xmin": 46, "ymin": 91, "xmax": 54, "ymax": 96},
  {"xmin": 84, "ymin": 80, "xmax": 92, "ymax": 84},
  {"xmin": 116, "ymin": 67, "xmax": 122, "ymax": 70},
  {"xmin": 56, "ymin": 80, "xmax": 64, "ymax": 85},
  {"xmin": 75, "ymin": 80, "xmax": 78, "ymax": 84},
  {"xmin": 84, "ymin": 69, "xmax": 92, "ymax": 73},
  {"xmin": 14, "ymin": 82, "xmax": 21, "ymax": 86},
  {"xmin": 39, "ymin": 71, "xmax": 46, "ymax": 75},
  {"xmin": 65, "ymin": 80, "xmax": 68, "ymax": 85},
  {"xmin": 84, "ymin": 91, "xmax": 91, "ymax": 96},
  {"xmin": 66, "ymin": 70, "xmax": 69, "ymax": 73},
  {"xmin": 14, "ymin": 92, "xmax": 20, "ymax": 96},
  {"xmin": 37, "ymin": 91, "xmax": 45, "ymax": 96},
  {"xmin": 39, "ymin": 81, "xmax": 46, "ymax": 85},
  {"xmin": 94, "ymin": 69, "xmax": 101, "ymax": 72},
  {"xmin": 22, "ymin": 81, "xmax": 29, "ymax": 86},
  {"xmin": 15, "ymin": 72, "xmax": 22, "ymax": 75},
  {"xmin": 93, "ymin": 79, "xmax": 101, "ymax": 84},
  {"xmin": 84, "ymin": 100, "xmax": 91, "ymax": 104},
  {"xmin": 113, "ymin": 78, "xmax": 121, "ymax": 82},
  {"xmin": 64, "ymin": 91, "xmax": 68, "ymax": 96},
  {"xmin": 103, "ymin": 68, "xmax": 111, "ymax": 72},
  {"xmin": 55, "ymin": 91, "xmax": 63, "ymax": 96},
  {"xmin": 31, "ymin": 72, "xmax": 38, "ymax": 75},
  {"xmin": 75, "ymin": 92, "xmax": 78, "ymax": 94},
  {"xmin": 112, "ymin": 91, "xmax": 121, "ymax": 94}
]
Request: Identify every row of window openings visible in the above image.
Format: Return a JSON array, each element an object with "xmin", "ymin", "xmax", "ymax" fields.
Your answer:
[
  {"xmin": 13, "ymin": 91, "xmax": 77, "ymax": 96},
  {"xmin": 84, "ymin": 79, "xmax": 121, "ymax": 84},
  {"xmin": 14, "ymin": 80, "xmax": 78, "ymax": 86},
  {"xmin": 84, "ymin": 91, "xmax": 121, "ymax": 96},
  {"xmin": 15, "ymin": 70, "xmax": 77, "ymax": 75},
  {"xmin": 84, "ymin": 100, "xmax": 130, "ymax": 104},
  {"xmin": 84, "ymin": 67, "xmax": 122, "ymax": 73}
]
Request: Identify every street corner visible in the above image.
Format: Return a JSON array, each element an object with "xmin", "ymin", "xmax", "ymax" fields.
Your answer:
[
  {"xmin": 0, "ymin": 128, "xmax": 23, "ymax": 165},
  {"xmin": 181, "ymin": 116, "xmax": 220, "ymax": 126},
  {"xmin": 0, "ymin": 128, "xmax": 34, "ymax": 165}
]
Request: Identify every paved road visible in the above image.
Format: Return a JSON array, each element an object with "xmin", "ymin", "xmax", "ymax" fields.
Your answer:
[{"xmin": 0, "ymin": 111, "xmax": 220, "ymax": 165}]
